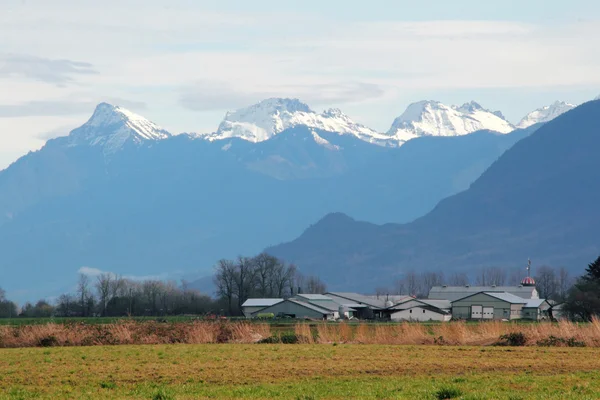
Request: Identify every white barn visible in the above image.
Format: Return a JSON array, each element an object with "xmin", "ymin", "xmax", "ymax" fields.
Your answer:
[
  {"xmin": 386, "ymin": 299, "xmax": 452, "ymax": 322},
  {"xmin": 241, "ymin": 298, "xmax": 283, "ymax": 318}
]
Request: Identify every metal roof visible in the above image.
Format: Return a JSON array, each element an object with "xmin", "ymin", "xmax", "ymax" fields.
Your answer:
[
  {"xmin": 419, "ymin": 299, "xmax": 452, "ymax": 309},
  {"xmin": 388, "ymin": 299, "xmax": 451, "ymax": 311},
  {"xmin": 482, "ymin": 292, "xmax": 528, "ymax": 304},
  {"xmin": 429, "ymin": 285, "xmax": 538, "ymax": 301},
  {"xmin": 250, "ymin": 299, "xmax": 333, "ymax": 316},
  {"xmin": 325, "ymin": 292, "xmax": 386, "ymax": 308},
  {"xmin": 295, "ymin": 294, "xmax": 332, "ymax": 301},
  {"xmin": 287, "ymin": 299, "xmax": 334, "ymax": 314},
  {"xmin": 524, "ymin": 299, "xmax": 547, "ymax": 308},
  {"xmin": 241, "ymin": 298, "xmax": 283, "ymax": 307}
]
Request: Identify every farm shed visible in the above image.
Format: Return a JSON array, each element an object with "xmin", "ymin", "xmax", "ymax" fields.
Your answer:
[
  {"xmin": 429, "ymin": 285, "xmax": 539, "ymax": 301},
  {"xmin": 293, "ymin": 294, "xmax": 343, "ymax": 319},
  {"xmin": 250, "ymin": 299, "xmax": 334, "ymax": 320},
  {"xmin": 451, "ymin": 292, "xmax": 526, "ymax": 320},
  {"xmin": 241, "ymin": 298, "xmax": 283, "ymax": 318},
  {"xmin": 522, "ymin": 299, "xmax": 552, "ymax": 320},
  {"xmin": 324, "ymin": 292, "xmax": 397, "ymax": 319},
  {"xmin": 385, "ymin": 299, "xmax": 452, "ymax": 322}
]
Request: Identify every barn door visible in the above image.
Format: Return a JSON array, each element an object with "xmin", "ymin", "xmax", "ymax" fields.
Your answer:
[
  {"xmin": 483, "ymin": 307, "xmax": 494, "ymax": 319},
  {"xmin": 471, "ymin": 305, "xmax": 482, "ymax": 319}
]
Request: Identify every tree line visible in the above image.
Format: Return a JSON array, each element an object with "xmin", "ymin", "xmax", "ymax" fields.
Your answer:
[
  {"xmin": 0, "ymin": 254, "xmax": 327, "ymax": 318},
  {"xmin": 213, "ymin": 253, "xmax": 326, "ymax": 315},
  {"xmin": 0, "ymin": 275, "xmax": 221, "ymax": 318},
  {"xmin": 378, "ymin": 265, "xmax": 573, "ymax": 301}
]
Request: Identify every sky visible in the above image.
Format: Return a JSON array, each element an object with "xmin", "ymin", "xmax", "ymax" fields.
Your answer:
[{"xmin": 1, "ymin": 0, "xmax": 600, "ymax": 170}]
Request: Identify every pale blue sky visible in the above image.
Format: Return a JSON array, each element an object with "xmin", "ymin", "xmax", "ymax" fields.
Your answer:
[{"xmin": 1, "ymin": 0, "xmax": 600, "ymax": 169}]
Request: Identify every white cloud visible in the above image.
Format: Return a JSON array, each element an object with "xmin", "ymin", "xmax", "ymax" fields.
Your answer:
[
  {"xmin": 0, "ymin": 54, "xmax": 97, "ymax": 85},
  {"xmin": 77, "ymin": 266, "xmax": 104, "ymax": 277},
  {"xmin": 77, "ymin": 266, "xmax": 170, "ymax": 282}
]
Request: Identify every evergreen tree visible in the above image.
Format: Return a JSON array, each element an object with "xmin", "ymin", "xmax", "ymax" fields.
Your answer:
[
  {"xmin": 583, "ymin": 255, "xmax": 600, "ymax": 283},
  {"xmin": 563, "ymin": 255, "xmax": 600, "ymax": 321}
]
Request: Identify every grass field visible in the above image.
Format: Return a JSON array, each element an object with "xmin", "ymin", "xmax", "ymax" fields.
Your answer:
[{"xmin": 1, "ymin": 344, "xmax": 600, "ymax": 399}]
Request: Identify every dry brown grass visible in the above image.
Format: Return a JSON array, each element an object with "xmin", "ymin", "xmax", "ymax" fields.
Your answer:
[
  {"xmin": 3, "ymin": 318, "xmax": 600, "ymax": 348},
  {"xmin": 0, "ymin": 321, "xmax": 271, "ymax": 348},
  {"xmin": 294, "ymin": 323, "xmax": 314, "ymax": 344}
]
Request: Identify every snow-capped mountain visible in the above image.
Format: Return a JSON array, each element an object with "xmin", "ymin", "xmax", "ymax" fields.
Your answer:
[
  {"xmin": 65, "ymin": 103, "xmax": 171, "ymax": 153},
  {"xmin": 516, "ymin": 101, "xmax": 576, "ymax": 129},
  {"xmin": 386, "ymin": 100, "xmax": 515, "ymax": 143},
  {"xmin": 200, "ymin": 98, "xmax": 393, "ymax": 146}
]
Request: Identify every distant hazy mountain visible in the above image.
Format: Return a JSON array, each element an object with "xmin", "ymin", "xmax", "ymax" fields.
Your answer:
[
  {"xmin": 517, "ymin": 101, "xmax": 575, "ymax": 129},
  {"xmin": 386, "ymin": 100, "xmax": 514, "ymax": 143},
  {"xmin": 0, "ymin": 102, "xmax": 538, "ymax": 300},
  {"xmin": 267, "ymin": 100, "xmax": 600, "ymax": 292}
]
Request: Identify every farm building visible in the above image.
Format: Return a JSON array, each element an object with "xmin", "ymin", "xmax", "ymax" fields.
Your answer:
[
  {"xmin": 522, "ymin": 299, "xmax": 552, "ymax": 321},
  {"xmin": 429, "ymin": 285, "xmax": 539, "ymax": 302},
  {"xmin": 250, "ymin": 299, "xmax": 335, "ymax": 320},
  {"xmin": 451, "ymin": 292, "xmax": 527, "ymax": 320},
  {"xmin": 385, "ymin": 299, "xmax": 452, "ymax": 322},
  {"xmin": 325, "ymin": 292, "xmax": 411, "ymax": 319},
  {"xmin": 241, "ymin": 298, "xmax": 283, "ymax": 318},
  {"xmin": 292, "ymin": 294, "xmax": 345, "ymax": 319},
  {"xmin": 550, "ymin": 303, "xmax": 567, "ymax": 321}
]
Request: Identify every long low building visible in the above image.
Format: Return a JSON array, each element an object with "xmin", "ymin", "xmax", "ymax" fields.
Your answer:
[
  {"xmin": 250, "ymin": 298, "xmax": 335, "ymax": 320},
  {"xmin": 451, "ymin": 292, "xmax": 527, "ymax": 320},
  {"xmin": 429, "ymin": 285, "xmax": 539, "ymax": 301}
]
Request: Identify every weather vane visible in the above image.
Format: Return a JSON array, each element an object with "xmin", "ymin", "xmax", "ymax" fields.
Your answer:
[{"xmin": 526, "ymin": 258, "xmax": 531, "ymax": 277}]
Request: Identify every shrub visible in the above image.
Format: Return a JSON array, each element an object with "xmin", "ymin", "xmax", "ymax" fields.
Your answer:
[
  {"xmin": 435, "ymin": 386, "xmax": 463, "ymax": 399},
  {"xmin": 38, "ymin": 335, "xmax": 58, "ymax": 347},
  {"xmin": 497, "ymin": 332, "xmax": 527, "ymax": 346},
  {"xmin": 258, "ymin": 333, "xmax": 302, "ymax": 344},
  {"xmin": 536, "ymin": 335, "xmax": 586, "ymax": 347}
]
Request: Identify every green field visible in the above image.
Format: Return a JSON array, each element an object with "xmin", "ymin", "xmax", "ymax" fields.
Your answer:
[{"xmin": 1, "ymin": 344, "xmax": 599, "ymax": 399}]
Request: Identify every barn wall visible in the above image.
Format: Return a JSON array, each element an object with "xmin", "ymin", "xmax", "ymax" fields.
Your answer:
[
  {"xmin": 252, "ymin": 301, "xmax": 327, "ymax": 319},
  {"xmin": 390, "ymin": 307, "xmax": 450, "ymax": 322},
  {"xmin": 242, "ymin": 306, "xmax": 267, "ymax": 318}
]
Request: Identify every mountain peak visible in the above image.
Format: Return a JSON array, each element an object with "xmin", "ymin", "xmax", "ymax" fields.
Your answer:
[
  {"xmin": 387, "ymin": 100, "xmax": 514, "ymax": 143},
  {"xmin": 516, "ymin": 101, "xmax": 576, "ymax": 129},
  {"xmin": 65, "ymin": 103, "xmax": 171, "ymax": 153},
  {"xmin": 201, "ymin": 98, "xmax": 391, "ymax": 145}
]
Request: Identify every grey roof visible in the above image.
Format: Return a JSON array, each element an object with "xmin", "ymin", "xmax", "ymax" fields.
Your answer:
[
  {"xmin": 287, "ymin": 299, "xmax": 334, "ymax": 314},
  {"xmin": 482, "ymin": 292, "xmax": 528, "ymax": 304},
  {"xmin": 242, "ymin": 298, "xmax": 283, "ymax": 307},
  {"xmin": 524, "ymin": 299, "xmax": 547, "ymax": 308},
  {"xmin": 325, "ymin": 292, "xmax": 386, "ymax": 308},
  {"xmin": 419, "ymin": 299, "xmax": 452, "ymax": 309},
  {"xmin": 250, "ymin": 299, "xmax": 333, "ymax": 316},
  {"xmin": 429, "ymin": 285, "xmax": 538, "ymax": 301},
  {"xmin": 295, "ymin": 294, "xmax": 332, "ymax": 301},
  {"xmin": 389, "ymin": 298, "xmax": 451, "ymax": 311},
  {"xmin": 292, "ymin": 296, "xmax": 341, "ymax": 311}
]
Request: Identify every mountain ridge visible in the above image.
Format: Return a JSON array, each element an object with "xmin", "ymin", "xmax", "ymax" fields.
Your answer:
[{"xmin": 266, "ymin": 100, "xmax": 600, "ymax": 291}]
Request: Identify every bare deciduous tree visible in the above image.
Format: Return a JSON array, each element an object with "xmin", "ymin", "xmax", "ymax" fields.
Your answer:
[
  {"xmin": 535, "ymin": 265, "xmax": 557, "ymax": 299},
  {"xmin": 214, "ymin": 259, "xmax": 237, "ymax": 315},
  {"xmin": 96, "ymin": 273, "xmax": 113, "ymax": 317},
  {"xmin": 77, "ymin": 274, "xmax": 91, "ymax": 317},
  {"xmin": 449, "ymin": 272, "xmax": 469, "ymax": 286}
]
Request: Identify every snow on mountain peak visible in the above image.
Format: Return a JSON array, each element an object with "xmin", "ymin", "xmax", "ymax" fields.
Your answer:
[
  {"xmin": 387, "ymin": 100, "xmax": 515, "ymax": 143},
  {"xmin": 67, "ymin": 103, "xmax": 171, "ymax": 153},
  {"xmin": 201, "ymin": 98, "xmax": 393, "ymax": 146},
  {"xmin": 516, "ymin": 101, "xmax": 576, "ymax": 129}
]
